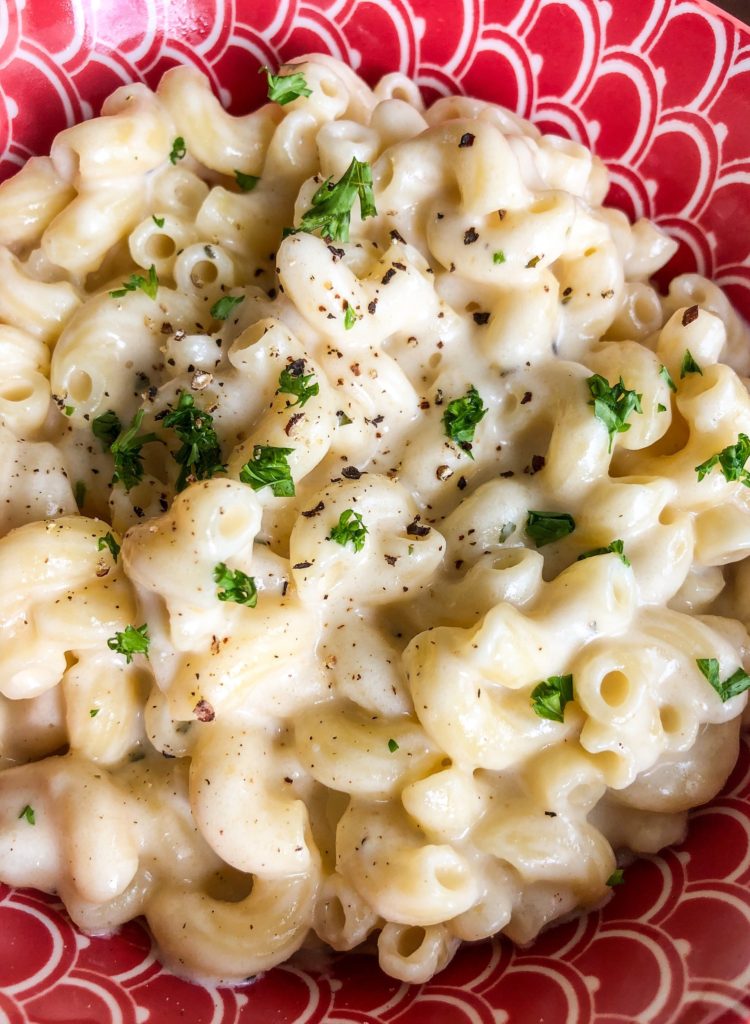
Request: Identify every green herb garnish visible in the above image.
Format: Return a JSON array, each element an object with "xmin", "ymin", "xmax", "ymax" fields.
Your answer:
[
  {"xmin": 526, "ymin": 510, "xmax": 576, "ymax": 548},
  {"xmin": 109, "ymin": 264, "xmax": 159, "ymax": 300},
  {"xmin": 659, "ymin": 364, "xmax": 677, "ymax": 392},
  {"xmin": 493, "ymin": 251, "xmax": 506, "ymax": 265},
  {"xmin": 110, "ymin": 409, "xmax": 161, "ymax": 491},
  {"xmin": 344, "ymin": 305, "xmax": 359, "ymax": 330},
  {"xmin": 587, "ymin": 374, "xmax": 643, "ymax": 452},
  {"xmin": 169, "ymin": 137, "xmax": 186, "ymax": 164},
  {"xmin": 64, "ymin": 405, "xmax": 74, "ymax": 416},
  {"xmin": 235, "ymin": 170, "xmax": 260, "ymax": 191},
  {"xmin": 213, "ymin": 562, "xmax": 258, "ymax": 607},
  {"xmin": 152, "ymin": 214, "xmax": 165, "ymax": 228},
  {"xmin": 98, "ymin": 532, "xmax": 121, "ymax": 560},
  {"xmin": 695, "ymin": 434, "xmax": 750, "ymax": 487},
  {"xmin": 499, "ymin": 522, "xmax": 516, "ymax": 543},
  {"xmin": 696, "ymin": 658, "xmax": 750, "ymax": 702},
  {"xmin": 89, "ymin": 708, "xmax": 100, "ymax": 718},
  {"xmin": 680, "ymin": 349, "xmax": 703, "ymax": 378},
  {"xmin": 530, "ymin": 674, "xmax": 574, "ymax": 722},
  {"xmin": 298, "ymin": 157, "xmax": 377, "ymax": 242},
  {"xmin": 577, "ymin": 539, "xmax": 630, "ymax": 566},
  {"xmin": 210, "ymin": 294, "xmax": 245, "ymax": 320},
  {"xmin": 262, "ymin": 66, "xmax": 313, "ymax": 105},
  {"xmin": 162, "ymin": 392, "xmax": 225, "ymax": 491},
  {"xmin": 607, "ymin": 869, "xmax": 624, "ymax": 887},
  {"xmin": 92, "ymin": 410, "xmax": 122, "ymax": 450},
  {"xmin": 387, "ymin": 738, "xmax": 399, "ymax": 752},
  {"xmin": 74, "ymin": 481, "xmax": 86, "ymax": 509},
  {"xmin": 239, "ymin": 445, "xmax": 295, "ymax": 497},
  {"xmin": 277, "ymin": 361, "xmax": 319, "ymax": 408},
  {"xmin": 18, "ymin": 804, "xmax": 35, "ymax": 825},
  {"xmin": 327, "ymin": 508, "xmax": 368, "ymax": 552},
  {"xmin": 107, "ymin": 624, "xmax": 150, "ymax": 664},
  {"xmin": 442, "ymin": 385, "xmax": 487, "ymax": 458}
]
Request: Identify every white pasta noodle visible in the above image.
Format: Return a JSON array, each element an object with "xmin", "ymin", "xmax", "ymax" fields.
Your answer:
[{"xmin": 0, "ymin": 54, "xmax": 749, "ymax": 987}]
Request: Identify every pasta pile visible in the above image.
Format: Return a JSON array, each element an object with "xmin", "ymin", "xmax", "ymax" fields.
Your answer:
[{"xmin": 0, "ymin": 55, "xmax": 749, "ymax": 984}]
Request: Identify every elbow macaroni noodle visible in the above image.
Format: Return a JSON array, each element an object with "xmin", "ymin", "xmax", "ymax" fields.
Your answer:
[{"xmin": 0, "ymin": 55, "xmax": 749, "ymax": 985}]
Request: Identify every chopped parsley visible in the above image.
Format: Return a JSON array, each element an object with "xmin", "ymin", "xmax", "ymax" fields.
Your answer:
[
  {"xmin": 213, "ymin": 562, "xmax": 258, "ymax": 607},
  {"xmin": 696, "ymin": 658, "xmax": 750, "ymax": 702},
  {"xmin": 695, "ymin": 434, "xmax": 750, "ymax": 487},
  {"xmin": 92, "ymin": 410, "xmax": 122, "ymax": 450},
  {"xmin": 526, "ymin": 255, "xmax": 542, "ymax": 268},
  {"xmin": 239, "ymin": 445, "xmax": 295, "ymax": 497},
  {"xmin": 18, "ymin": 804, "xmax": 35, "ymax": 825},
  {"xmin": 607, "ymin": 869, "xmax": 624, "ymax": 887},
  {"xmin": 587, "ymin": 374, "xmax": 643, "ymax": 452},
  {"xmin": 297, "ymin": 157, "xmax": 377, "ymax": 242},
  {"xmin": 327, "ymin": 508, "xmax": 368, "ymax": 552},
  {"xmin": 337, "ymin": 410, "xmax": 353, "ymax": 426},
  {"xmin": 169, "ymin": 137, "xmax": 186, "ymax": 164},
  {"xmin": 64, "ymin": 405, "xmax": 74, "ymax": 416},
  {"xmin": 530, "ymin": 674, "xmax": 574, "ymax": 722},
  {"xmin": 89, "ymin": 708, "xmax": 100, "ymax": 718},
  {"xmin": 525, "ymin": 510, "xmax": 576, "ymax": 548},
  {"xmin": 680, "ymin": 349, "xmax": 703, "ymax": 378},
  {"xmin": 262, "ymin": 66, "xmax": 313, "ymax": 105},
  {"xmin": 387, "ymin": 738, "xmax": 399, "ymax": 753},
  {"xmin": 344, "ymin": 305, "xmax": 359, "ymax": 330},
  {"xmin": 152, "ymin": 214, "xmax": 165, "ymax": 228},
  {"xmin": 109, "ymin": 409, "xmax": 161, "ymax": 491},
  {"xmin": 659, "ymin": 364, "xmax": 677, "ymax": 392},
  {"xmin": 210, "ymin": 294, "xmax": 245, "ymax": 320},
  {"xmin": 492, "ymin": 251, "xmax": 506, "ymax": 265},
  {"xmin": 277, "ymin": 361, "xmax": 319, "ymax": 408},
  {"xmin": 109, "ymin": 264, "xmax": 159, "ymax": 300},
  {"xmin": 107, "ymin": 624, "xmax": 150, "ymax": 663},
  {"xmin": 163, "ymin": 392, "xmax": 225, "ymax": 491},
  {"xmin": 577, "ymin": 539, "xmax": 630, "ymax": 566},
  {"xmin": 98, "ymin": 532, "xmax": 121, "ymax": 560},
  {"xmin": 235, "ymin": 170, "xmax": 260, "ymax": 191},
  {"xmin": 442, "ymin": 385, "xmax": 487, "ymax": 458},
  {"xmin": 657, "ymin": 403, "xmax": 667, "ymax": 413},
  {"xmin": 73, "ymin": 481, "xmax": 86, "ymax": 509},
  {"xmin": 499, "ymin": 522, "xmax": 516, "ymax": 543}
]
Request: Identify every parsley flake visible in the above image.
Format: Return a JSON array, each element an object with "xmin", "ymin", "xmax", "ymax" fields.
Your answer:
[
  {"xmin": 607, "ymin": 869, "xmax": 624, "ymax": 887},
  {"xmin": 277, "ymin": 361, "xmax": 319, "ymax": 408},
  {"xmin": 526, "ymin": 510, "xmax": 576, "ymax": 548},
  {"xmin": 695, "ymin": 434, "xmax": 750, "ymax": 487},
  {"xmin": 169, "ymin": 137, "xmax": 186, "ymax": 164},
  {"xmin": 387, "ymin": 738, "xmax": 399, "ymax": 753},
  {"xmin": 210, "ymin": 294, "xmax": 245, "ymax": 320},
  {"xmin": 577, "ymin": 539, "xmax": 630, "ymax": 566},
  {"xmin": 98, "ymin": 532, "xmax": 121, "ymax": 560},
  {"xmin": 696, "ymin": 658, "xmax": 750, "ymax": 702},
  {"xmin": 499, "ymin": 522, "xmax": 516, "ymax": 543},
  {"xmin": 344, "ymin": 305, "xmax": 359, "ymax": 330},
  {"xmin": 262, "ymin": 66, "xmax": 313, "ymax": 105},
  {"xmin": 235, "ymin": 170, "xmax": 259, "ymax": 191},
  {"xmin": 92, "ymin": 410, "xmax": 122, "ymax": 450},
  {"xmin": 657, "ymin": 403, "xmax": 667, "ymax": 413},
  {"xmin": 109, "ymin": 264, "xmax": 159, "ymax": 300},
  {"xmin": 152, "ymin": 214, "xmax": 165, "ymax": 228},
  {"xmin": 337, "ymin": 410, "xmax": 353, "ymax": 426},
  {"xmin": 442, "ymin": 385, "xmax": 487, "ymax": 458},
  {"xmin": 492, "ymin": 250, "xmax": 506, "ymax": 265},
  {"xmin": 74, "ymin": 481, "xmax": 86, "ymax": 509},
  {"xmin": 109, "ymin": 409, "xmax": 161, "ymax": 491},
  {"xmin": 327, "ymin": 508, "xmax": 368, "ymax": 552},
  {"xmin": 107, "ymin": 624, "xmax": 150, "ymax": 664},
  {"xmin": 587, "ymin": 374, "xmax": 643, "ymax": 452},
  {"xmin": 240, "ymin": 445, "xmax": 295, "ymax": 497},
  {"xmin": 213, "ymin": 562, "xmax": 258, "ymax": 607},
  {"xmin": 531, "ymin": 674, "xmax": 574, "ymax": 722},
  {"xmin": 298, "ymin": 157, "xmax": 377, "ymax": 242},
  {"xmin": 18, "ymin": 804, "xmax": 35, "ymax": 825},
  {"xmin": 89, "ymin": 708, "xmax": 100, "ymax": 718},
  {"xmin": 680, "ymin": 349, "xmax": 703, "ymax": 378},
  {"xmin": 659, "ymin": 364, "xmax": 677, "ymax": 392},
  {"xmin": 163, "ymin": 392, "xmax": 226, "ymax": 491},
  {"xmin": 64, "ymin": 405, "xmax": 74, "ymax": 416}
]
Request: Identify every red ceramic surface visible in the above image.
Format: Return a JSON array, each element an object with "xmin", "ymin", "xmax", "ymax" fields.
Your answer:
[{"xmin": 2, "ymin": 1, "xmax": 750, "ymax": 1022}]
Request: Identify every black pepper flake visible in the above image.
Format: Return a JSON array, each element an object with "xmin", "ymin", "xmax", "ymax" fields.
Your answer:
[
  {"xmin": 436, "ymin": 212, "xmax": 444, "ymax": 220},
  {"xmin": 285, "ymin": 412, "xmax": 304, "ymax": 436},
  {"xmin": 406, "ymin": 516, "xmax": 431, "ymax": 538},
  {"xmin": 350, "ymin": 363, "xmax": 361, "ymax": 376},
  {"xmin": 133, "ymin": 506, "xmax": 145, "ymax": 518},
  {"xmin": 381, "ymin": 267, "xmax": 397, "ymax": 285},
  {"xmin": 281, "ymin": 580, "xmax": 289, "ymax": 597},
  {"xmin": 682, "ymin": 304, "xmax": 699, "ymax": 327},
  {"xmin": 434, "ymin": 388, "xmax": 444, "ymax": 405},
  {"xmin": 473, "ymin": 311, "xmax": 490, "ymax": 325},
  {"xmin": 529, "ymin": 454, "xmax": 546, "ymax": 474},
  {"xmin": 368, "ymin": 299, "xmax": 378, "ymax": 314},
  {"xmin": 455, "ymin": 559, "xmax": 464, "ymax": 570},
  {"xmin": 457, "ymin": 476, "xmax": 467, "ymax": 490},
  {"xmin": 194, "ymin": 699, "xmax": 215, "ymax": 723},
  {"xmin": 458, "ymin": 132, "xmax": 475, "ymax": 148},
  {"xmin": 419, "ymin": 399, "xmax": 430, "ymax": 410},
  {"xmin": 384, "ymin": 554, "xmax": 398, "ymax": 566},
  {"xmin": 302, "ymin": 501, "xmax": 325, "ymax": 518},
  {"xmin": 392, "ymin": 261, "xmax": 406, "ymax": 271},
  {"xmin": 341, "ymin": 465, "xmax": 363, "ymax": 480},
  {"xmin": 327, "ymin": 245, "xmax": 345, "ymax": 261},
  {"xmin": 464, "ymin": 227, "xmax": 479, "ymax": 245},
  {"xmin": 389, "ymin": 228, "xmax": 405, "ymax": 243},
  {"xmin": 545, "ymin": 810, "xmax": 557, "ymax": 818},
  {"xmin": 500, "ymin": 470, "xmax": 515, "ymax": 478},
  {"xmin": 520, "ymin": 391, "xmax": 532, "ymax": 405},
  {"xmin": 497, "ymin": 209, "xmax": 506, "ymax": 220},
  {"xmin": 161, "ymin": 322, "xmax": 173, "ymax": 335},
  {"xmin": 293, "ymin": 561, "xmax": 313, "ymax": 569},
  {"xmin": 436, "ymin": 464, "xmax": 453, "ymax": 481},
  {"xmin": 601, "ymin": 289, "xmax": 615, "ymax": 299},
  {"xmin": 159, "ymin": 496, "xmax": 169, "ymax": 512}
]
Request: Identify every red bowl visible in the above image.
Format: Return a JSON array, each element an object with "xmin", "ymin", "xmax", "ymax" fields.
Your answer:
[{"xmin": 2, "ymin": 2, "xmax": 750, "ymax": 1022}]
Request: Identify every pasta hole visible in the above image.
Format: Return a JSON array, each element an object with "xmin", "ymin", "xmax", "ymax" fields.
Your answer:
[
  {"xmin": 190, "ymin": 260, "xmax": 219, "ymax": 287},
  {"xmin": 204, "ymin": 867, "xmax": 253, "ymax": 902},
  {"xmin": 633, "ymin": 291, "xmax": 659, "ymax": 326},
  {"xmin": 611, "ymin": 577, "xmax": 631, "ymax": 610},
  {"xmin": 216, "ymin": 505, "xmax": 253, "ymax": 542},
  {"xmin": 0, "ymin": 381, "xmax": 33, "ymax": 402},
  {"xmin": 428, "ymin": 352, "xmax": 442, "ymax": 369},
  {"xmin": 435, "ymin": 863, "xmax": 466, "ymax": 892},
  {"xmin": 530, "ymin": 195, "xmax": 558, "ymax": 215},
  {"xmin": 659, "ymin": 705, "xmax": 681, "ymax": 734},
  {"xmin": 320, "ymin": 78, "xmax": 338, "ymax": 98},
  {"xmin": 396, "ymin": 926, "xmax": 426, "ymax": 958},
  {"xmin": 67, "ymin": 370, "xmax": 93, "ymax": 403},
  {"xmin": 146, "ymin": 233, "xmax": 176, "ymax": 260},
  {"xmin": 658, "ymin": 508, "xmax": 679, "ymax": 526},
  {"xmin": 326, "ymin": 895, "xmax": 346, "ymax": 934},
  {"xmin": 492, "ymin": 550, "xmax": 524, "ymax": 571},
  {"xmin": 599, "ymin": 670, "xmax": 630, "ymax": 708}
]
